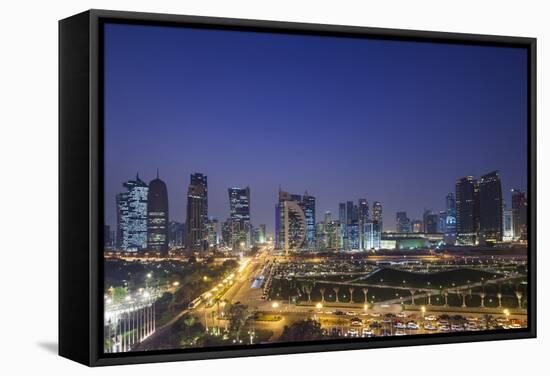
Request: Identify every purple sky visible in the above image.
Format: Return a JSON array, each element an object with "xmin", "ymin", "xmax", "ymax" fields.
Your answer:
[{"xmin": 103, "ymin": 23, "xmax": 528, "ymax": 235}]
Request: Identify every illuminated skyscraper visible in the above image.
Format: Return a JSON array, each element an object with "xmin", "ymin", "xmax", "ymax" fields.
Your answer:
[
  {"xmin": 396, "ymin": 212, "xmax": 411, "ymax": 233},
  {"xmin": 116, "ymin": 173, "xmax": 148, "ymax": 252},
  {"xmin": 456, "ymin": 176, "xmax": 477, "ymax": 244},
  {"xmin": 358, "ymin": 198, "xmax": 369, "ymax": 250},
  {"xmin": 503, "ymin": 208, "xmax": 514, "ymax": 241},
  {"xmin": 228, "ymin": 187, "xmax": 251, "ymax": 251},
  {"xmin": 147, "ymin": 170, "xmax": 169, "ymax": 255},
  {"xmin": 478, "ymin": 171, "xmax": 503, "ymax": 243},
  {"xmin": 338, "ymin": 203, "xmax": 347, "ymax": 249},
  {"xmin": 301, "ymin": 192, "xmax": 316, "ymax": 249},
  {"xmin": 372, "ymin": 201, "xmax": 383, "ymax": 231},
  {"xmin": 168, "ymin": 221, "xmax": 184, "ymax": 248},
  {"xmin": 186, "ymin": 173, "xmax": 208, "ymax": 251},
  {"xmin": 275, "ymin": 190, "xmax": 307, "ymax": 254},
  {"xmin": 364, "ymin": 220, "xmax": 381, "ymax": 250},
  {"xmin": 348, "ymin": 220, "xmax": 360, "ymax": 250},
  {"xmin": 511, "ymin": 189, "xmax": 528, "ymax": 241},
  {"xmin": 205, "ymin": 218, "xmax": 219, "ymax": 248},
  {"xmin": 444, "ymin": 192, "xmax": 457, "ymax": 245},
  {"xmin": 423, "ymin": 210, "xmax": 439, "ymax": 234},
  {"xmin": 411, "ymin": 220, "xmax": 423, "ymax": 233}
]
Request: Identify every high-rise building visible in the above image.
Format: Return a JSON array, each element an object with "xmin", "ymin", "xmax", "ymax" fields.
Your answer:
[
  {"xmin": 147, "ymin": 171, "xmax": 169, "ymax": 255},
  {"xmin": 221, "ymin": 219, "xmax": 232, "ymax": 247},
  {"xmin": 396, "ymin": 212, "xmax": 411, "ymax": 233},
  {"xmin": 511, "ymin": 189, "xmax": 528, "ymax": 241},
  {"xmin": 478, "ymin": 171, "xmax": 503, "ymax": 243},
  {"xmin": 372, "ymin": 201, "xmax": 383, "ymax": 231},
  {"xmin": 503, "ymin": 208, "xmax": 514, "ymax": 241},
  {"xmin": 205, "ymin": 218, "xmax": 219, "ymax": 249},
  {"xmin": 411, "ymin": 220, "xmax": 423, "ymax": 233},
  {"xmin": 364, "ymin": 220, "xmax": 381, "ymax": 250},
  {"xmin": 338, "ymin": 203, "xmax": 347, "ymax": 249},
  {"xmin": 104, "ymin": 225, "xmax": 113, "ymax": 249},
  {"xmin": 358, "ymin": 199, "xmax": 369, "ymax": 249},
  {"xmin": 444, "ymin": 192, "xmax": 457, "ymax": 245},
  {"xmin": 116, "ymin": 174, "xmax": 149, "ymax": 252},
  {"xmin": 275, "ymin": 190, "xmax": 307, "ymax": 254},
  {"xmin": 422, "ymin": 210, "xmax": 439, "ymax": 234},
  {"xmin": 227, "ymin": 186, "xmax": 252, "ymax": 250},
  {"xmin": 228, "ymin": 187, "xmax": 251, "ymax": 222},
  {"xmin": 301, "ymin": 192, "xmax": 316, "ymax": 249},
  {"xmin": 168, "ymin": 221, "xmax": 184, "ymax": 248},
  {"xmin": 456, "ymin": 176, "xmax": 477, "ymax": 244},
  {"xmin": 254, "ymin": 224, "xmax": 267, "ymax": 244},
  {"xmin": 186, "ymin": 173, "xmax": 208, "ymax": 251},
  {"xmin": 348, "ymin": 220, "xmax": 360, "ymax": 250}
]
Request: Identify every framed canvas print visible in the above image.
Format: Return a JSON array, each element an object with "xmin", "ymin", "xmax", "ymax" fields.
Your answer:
[{"xmin": 59, "ymin": 9, "xmax": 536, "ymax": 366}]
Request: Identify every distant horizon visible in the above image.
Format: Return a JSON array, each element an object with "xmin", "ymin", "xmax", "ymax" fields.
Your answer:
[{"xmin": 103, "ymin": 23, "xmax": 528, "ymax": 235}]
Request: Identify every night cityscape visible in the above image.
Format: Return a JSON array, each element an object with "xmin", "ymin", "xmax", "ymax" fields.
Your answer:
[{"xmin": 102, "ymin": 23, "xmax": 529, "ymax": 353}]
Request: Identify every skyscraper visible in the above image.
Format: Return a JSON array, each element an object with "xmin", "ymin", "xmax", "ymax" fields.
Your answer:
[
  {"xmin": 503, "ymin": 208, "xmax": 514, "ymax": 241},
  {"xmin": 444, "ymin": 192, "xmax": 457, "ymax": 245},
  {"xmin": 396, "ymin": 212, "xmax": 411, "ymax": 233},
  {"xmin": 372, "ymin": 201, "xmax": 383, "ymax": 232},
  {"xmin": 364, "ymin": 220, "xmax": 381, "ymax": 250},
  {"xmin": 348, "ymin": 220, "xmax": 360, "ymax": 250},
  {"xmin": 478, "ymin": 171, "xmax": 503, "ymax": 243},
  {"xmin": 186, "ymin": 173, "xmax": 208, "ymax": 251},
  {"xmin": 205, "ymin": 218, "xmax": 219, "ymax": 249},
  {"xmin": 511, "ymin": 189, "xmax": 527, "ymax": 241},
  {"xmin": 456, "ymin": 176, "xmax": 477, "ymax": 244},
  {"xmin": 116, "ymin": 173, "xmax": 149, "ymax": 252},
  {"xmin": 228, "ymin": 187, "xmax": 251, "ymax": 222},
  {"xmin": 301, "ymin": 192, "xmax": 316, "ymax": 249},
  {"xmin": 338, "ymin": 203, "xmax": 347, "ymax": 249},
  {"xmin": 168, "ymin": 221, "xmax": 185, "ymax": 248},
  {"xmin": 423, "ymin": 210, "xmax": 439, "ymax": 234},
  {"xmin": 228, "ymin": 186, "xmax": 251, "ymax": 251},
  {"xmin": 147, "ymin": 170, "xmax": 169, "ymax": 255},
  {"xmin": 358, "ymin": 198, "xmax": 369, "ymax": 250},
  {"xmin": 275, "ymin": 190, "xmax": 307, "ymax": 255}
]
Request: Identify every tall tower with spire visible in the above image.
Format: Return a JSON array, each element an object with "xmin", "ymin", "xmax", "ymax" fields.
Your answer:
[{"xmin": 147, "ymin": 169, "xmax": 169, "ymax": 255}]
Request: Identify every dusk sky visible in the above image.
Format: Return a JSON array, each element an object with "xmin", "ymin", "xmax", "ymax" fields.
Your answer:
[{"xmin": 103, "ymin": 23, "xmax": 528, "ymax": 235}]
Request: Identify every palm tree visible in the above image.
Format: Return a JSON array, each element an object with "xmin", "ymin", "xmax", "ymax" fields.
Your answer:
[
  {"xmin": 348, "ymin": 287, "xmax": 354, "ymax": 303},
  {"xmin": 460, "ymin": 290, "xmax": 467, "ymax": 308},
  {"xmin": 362, "ymin": 288, "xmax": 369, "ymax": 304},
  {"xmin": 409, "ymin": 289, "xmax": 417, "ymax": 306},
  {"xmin": 515, "ymin": 291, "xmax": 523, "ymax": 308},
  {"xmin": 480, "ymin": 292, "xmax": 486, "ymax": 308},
  {"xmin": 497, "ymin": 292, "xmax": 503, "ymax": 308},
  {"xmin": 427, "ymin": 292, "xmax": 432, "ymax": 306},
  {"xmin": 334, "ymin": 287, "xmax": 340, "ymax": 303},
  {"xmin": 442, "ymin": 289, "xmax": 449, "ymax": 307},
  {"xmin": 320, "ymin": 287, "xmax": 326, "ymax": 303}
]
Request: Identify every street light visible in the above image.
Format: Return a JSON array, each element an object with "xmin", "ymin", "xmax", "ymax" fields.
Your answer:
[
  {"xmin": 421, "ymin": 305, "xmax": 426, "ymax": 318},
  {"xmin": 316, "ymin": 303, "xmax": 323, "ymax": 310},
  {"xmin": 272, "ymin": 302, "xmax": 279, "ymax": 309},
  {"xmin": 172, "ymin": 281, "xmax": 180, "ymax": 287},
  {"xmin": 503, "ymin": 309, "xmax": 510, "ymax": 320}
]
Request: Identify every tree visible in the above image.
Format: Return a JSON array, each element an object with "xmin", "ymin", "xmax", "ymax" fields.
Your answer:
[
  {"xmin": 334, "ymin": 287, "xmax": 340, "ymax": 303},
  {"xmin": 228, "ymin": 304, "xmax": 250, "ymax": 341},
  {"xmin": 320, "ymin": 287, "xmax": 326, "ymax": 303},
  {"xmin": 279, "ymin": 319, "xmax": 324, "ymax": 342},
  {"xmin": 362, "ymin": 288, "xmax": 369, "ymax": 304}
]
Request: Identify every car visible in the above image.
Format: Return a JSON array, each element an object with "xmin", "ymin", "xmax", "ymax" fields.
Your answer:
[
  {"xmin": 362, "ymin": 328, "xmax": 374, "ymax": 337},
  {"xmin": 394, "ymin": 322, "xmax": 406, "ymax": 329},
  {"xmin": 407, "ymin": 322, "xmax": 419, "ymax": 330},
  {"xmin": 394, "ymin": 330, "xmax": 406, "ymax": 336},
  {"xmin": 396, "ymin": 312, "xmax": 408, "ymax": 318},
  {"xmin": 510, "ymin": 323, "xmax": 522, "ymax": 329},
  {"xmin": 369, "ymin": 312, "xmax": 381, "ymax": 317},
  {"xmin": 346, "ymin": 311, "xmax": 357, "ymax": 316},
  {"xmin": 439, "ymin": 325, "xmax": 450, "ymax": 332},
  {"xmin": 347, "ymin": 328, "xmax": 359, "ymax": 337},
  {"xmin": 424, "ymin": 323, "xmax": 437, "ymax": 330},
  {"xmin": 351, "ymin": 320, "xmax": 363, "ymax": 327},
  {"xmin": 334, "ymin": 311, "xmax": 345, "ymax": 316},
  {"xmin": 438, "ymin": 320, "xmax": 449, "ymax": 326},
  {"xmin": 424, "ymin": 315, "xmax": 437, "ymax": 321},
  {"xmin": 451, "ymin": 324, "xmax": 464, "ymax": 331}
]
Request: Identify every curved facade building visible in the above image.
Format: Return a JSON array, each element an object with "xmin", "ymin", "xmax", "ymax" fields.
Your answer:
[{"xmin": 147, "ymin": 171, "xmax": 169, "ymax": 255}]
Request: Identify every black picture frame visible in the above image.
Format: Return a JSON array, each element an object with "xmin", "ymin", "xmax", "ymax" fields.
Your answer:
[{"xmin": 59, "ymin": 9, "xmax": 537, "ymax": 367}]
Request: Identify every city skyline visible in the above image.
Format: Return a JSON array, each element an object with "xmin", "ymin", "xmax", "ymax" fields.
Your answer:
[{"xmin": 104, "ymin": 23, "xmax": 528, "ymax": 238}]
